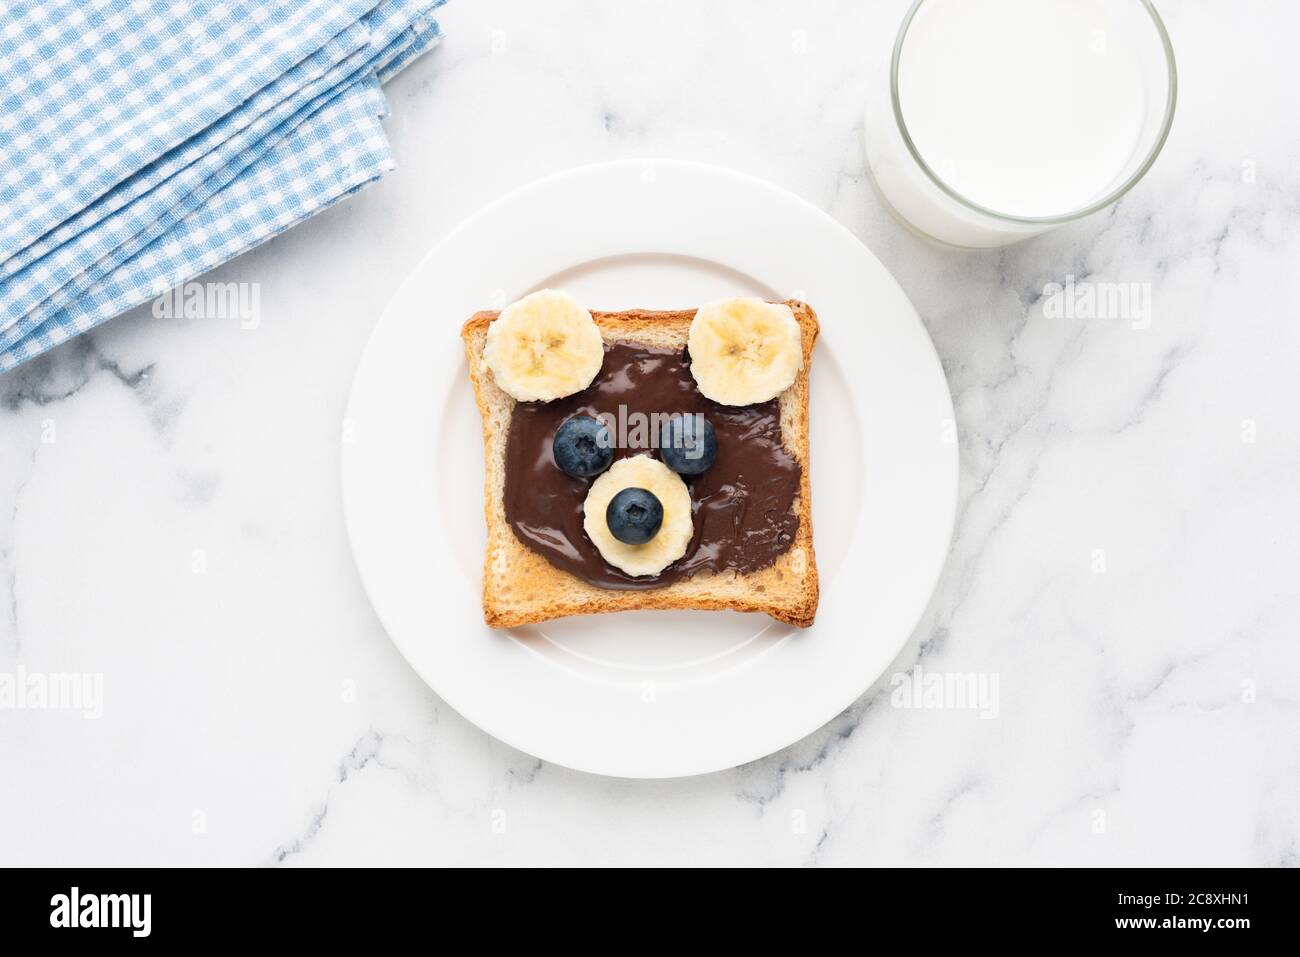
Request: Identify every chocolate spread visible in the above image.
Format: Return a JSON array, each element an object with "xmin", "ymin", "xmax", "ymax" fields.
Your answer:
[{"xmin": 502, "ymin": 341, "xmax": 801, "ymax": 590}]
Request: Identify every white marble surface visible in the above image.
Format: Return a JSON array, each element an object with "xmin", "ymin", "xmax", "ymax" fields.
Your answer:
[{"xmin": 2, "ymin": 0, "xmax": 1298, "ymax": 866}]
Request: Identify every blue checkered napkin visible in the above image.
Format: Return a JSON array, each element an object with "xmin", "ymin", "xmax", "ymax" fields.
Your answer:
[
  {"xmin": 0, "ymin": 0, "xmax": 441, "ymax": 336},
  {"xmin": 369, "ymin": 0, "xmax": 444, "ymax": 81},
  {"xmin": 0, "ymin": 18, "xmax": 372, "ymax": 284},
  {"xmin": 0, "ymin": 0, "xmax": 440, "ymax": 289},
  {"xmin": 0, "ymin": 22, "xmax": 374, "ymax": 330},
  {"xmin": 377, "ymin": 7, "xmax": 444, "ymax": 82},
  {"xmin": 0, "ymin": 0, "xmax": 445, "ymax": 372},
  {"xmin": 0, "ymin": 0, "xmax": 378, "ymax": 264},
  {"xmin": 0, "ymin": 77, "xmax": 397, "ymax": 372}
]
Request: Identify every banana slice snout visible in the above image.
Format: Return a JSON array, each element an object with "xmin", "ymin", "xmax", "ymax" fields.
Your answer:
[
  {"xmin": 583, "ymin": 455, "xmax": 693, "ymax": 578},
  {"xmin": 687, "ymin": 297, "xmax": 802, "ymax": 406},
  {"xmin": 484, "ymin": 289, "xmax": 604, "ymax": 402}
]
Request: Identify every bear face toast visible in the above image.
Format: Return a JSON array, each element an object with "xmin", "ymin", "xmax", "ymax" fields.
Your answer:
[{"xmin": 461, "ymin": 293, "xmax": 819, "ymax": 629}]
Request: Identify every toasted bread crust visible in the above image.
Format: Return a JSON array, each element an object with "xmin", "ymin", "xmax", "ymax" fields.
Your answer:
[{"xmin": 462, "ymin": 302, "xmax": 819, "ymax": 628}]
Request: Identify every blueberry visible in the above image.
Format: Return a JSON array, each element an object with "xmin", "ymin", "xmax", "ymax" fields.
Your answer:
[
  {"xmin": 606, "ymin": 487, "xmax": 663, "ymax": 545},
  {"xmin": 552, "ymin": 415, "xmax": 614, "ymax": 479},
  {"xmin": 659, "ymin": 413, "xmax": 717, "ymax": 475}
]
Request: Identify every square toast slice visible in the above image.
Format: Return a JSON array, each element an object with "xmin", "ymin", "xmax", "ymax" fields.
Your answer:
[{"xmin": 461, "ymin": 300, "xmax": 819, "ymax": 628}]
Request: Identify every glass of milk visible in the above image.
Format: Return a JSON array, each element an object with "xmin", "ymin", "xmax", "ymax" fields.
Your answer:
[{"xmin": 865, "ymin": 0, "xmax": 1177, "ymax": 248}]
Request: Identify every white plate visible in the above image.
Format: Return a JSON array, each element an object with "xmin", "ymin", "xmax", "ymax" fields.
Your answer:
[{"xmin": 342, "ymin": 160, "xmax": 957, "ymax": 778}]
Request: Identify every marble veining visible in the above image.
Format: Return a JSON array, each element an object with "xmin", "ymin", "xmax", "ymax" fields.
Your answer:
[{"xmin": 1, "ymin": 0, "xmax": 1298, "ymax": 866}]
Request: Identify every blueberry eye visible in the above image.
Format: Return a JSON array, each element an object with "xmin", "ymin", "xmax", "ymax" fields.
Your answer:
[
  {"xmin": 659, "ymin": 413, "xmax": 717, "ymax": 475},
  {"xmin": 553, "ymin": 415, "xmax": 614, "ymax": 478}
]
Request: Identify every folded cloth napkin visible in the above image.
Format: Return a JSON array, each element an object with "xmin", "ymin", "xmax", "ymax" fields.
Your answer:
[
  {"xmin": 0, "ymin": 15, "xmax": 373, "ymax": 288},
  {"xmin": 0, "ymin": 0, "xmax": 445, "ymax": 373}
]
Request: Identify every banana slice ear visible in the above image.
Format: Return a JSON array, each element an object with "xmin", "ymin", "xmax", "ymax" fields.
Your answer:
[
  {"xmin": 687, "ymin": 298, "xmax": 802, "ymax": 405},
  {"xmin": 485, "ymin": 290, "xmax": 604, "ymax": 402}
]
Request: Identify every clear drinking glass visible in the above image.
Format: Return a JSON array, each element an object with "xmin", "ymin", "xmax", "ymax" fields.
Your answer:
[{"xmin": 865, "ymin": 0, "xmax": 1177, "ymax": 248}]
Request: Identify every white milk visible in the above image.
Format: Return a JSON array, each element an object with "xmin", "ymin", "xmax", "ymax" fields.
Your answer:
[{"xmin": 866, "ymin": 0, "xmax": 1173, "ymax": 247}]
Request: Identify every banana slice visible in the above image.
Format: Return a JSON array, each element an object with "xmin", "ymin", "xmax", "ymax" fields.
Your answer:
[
  {"xmin": 583, "ymin": 456, "xmax": 693, "ymax": 578},
  {"xmin": 484, "ymin": 290, "xmax": 604, "ymax": 402},
  {"xmin": 687, "ymin": 298, "xmax": 802, "ymax": 405}
]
